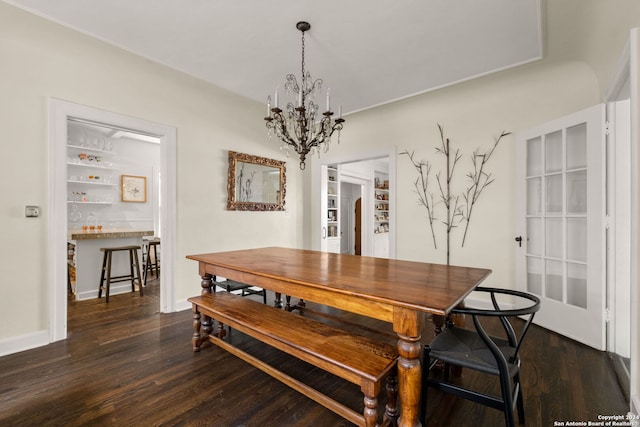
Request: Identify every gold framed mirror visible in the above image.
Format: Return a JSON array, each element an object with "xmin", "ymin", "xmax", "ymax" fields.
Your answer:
[{"xmin": 227, "ymin": 151, "xmax": 286, "ymax": 211}]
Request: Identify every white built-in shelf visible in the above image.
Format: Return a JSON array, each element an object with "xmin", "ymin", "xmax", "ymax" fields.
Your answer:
[
  {"xmin": 67, "ymin": 145, "xmax": 117, "ymax": 156},
  {"xmin": 67, "ymin": 201, "xmax": 114, "ymax": 205},
  {"xmin": 67, "ymin": 179, "xmax": 116, "ymax": 186},
  {"xmin": 66, "ymin": 162, "xmax": 114, "ymax": 170}
]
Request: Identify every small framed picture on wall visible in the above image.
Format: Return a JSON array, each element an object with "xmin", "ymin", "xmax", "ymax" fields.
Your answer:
[{"xmin": 121, "ymin": 174, "xmax": 147, "ymax": 203}]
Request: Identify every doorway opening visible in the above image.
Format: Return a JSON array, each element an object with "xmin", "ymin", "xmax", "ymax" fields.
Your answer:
[
  {"xmin": 48, "ymin": 99, "xmax": 177, "ymax": 343},
  {"xmin": 313, "ymin": 147, "xmax": 396, "ymax": 259},
  {"xmin": 340, "ymin": 181, "xmax": 363, "ymax": 255}
]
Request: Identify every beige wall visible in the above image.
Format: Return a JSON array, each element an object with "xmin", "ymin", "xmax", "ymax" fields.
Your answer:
[
  {"xmin": 310, "ymin": 59, "xmax": 600, "ymax": 285},
  {"xmin": 303, "ymin": 1, "xmax": 640, "ymax": 280},
  {"xmin": 0, "ymin": 2, "xmax": 303, "ymax": 344},
  {"xmin": 544, "ymin": 0, "xmax": 640, "ymax": 93}
]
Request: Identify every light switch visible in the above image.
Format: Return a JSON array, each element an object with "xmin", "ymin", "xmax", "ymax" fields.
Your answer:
[{"xmin": 25, "ymin": 206, "xmax": 40, "ymax": 218}]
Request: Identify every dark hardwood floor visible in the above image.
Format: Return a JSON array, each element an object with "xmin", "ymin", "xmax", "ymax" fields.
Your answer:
[{"xmin": 0, "ymin": 278, "xmax": 629, "ymax": 426}]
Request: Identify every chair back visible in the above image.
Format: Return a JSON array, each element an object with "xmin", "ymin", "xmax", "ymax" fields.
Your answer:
[{"xmin": 422, "ymin": 287, "xmax": 541, "ymax": 426}]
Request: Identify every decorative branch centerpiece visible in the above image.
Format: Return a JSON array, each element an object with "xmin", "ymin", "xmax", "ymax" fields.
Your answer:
[{"xmin": 402, "ymin": 124, "xmax": 510, "ymax": 264}]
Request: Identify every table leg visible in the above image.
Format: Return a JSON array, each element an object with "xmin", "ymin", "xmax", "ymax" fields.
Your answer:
[
  {"xmin": 200, "ymin": 273, "xmax": 213, "ymax": 294},
  {"xmin": 394, "ymin": 308, "xmax": 425, "ymax": 427},
  {"xmin": 432, "ymin": 314, "xmax": 445, "ymax": 336}
]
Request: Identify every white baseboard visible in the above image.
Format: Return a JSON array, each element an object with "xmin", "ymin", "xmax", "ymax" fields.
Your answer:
[
  {"xmin": 0, "ymin": 297, "xmax": 189, "ymax": 358},
  {"xmin": 0, "ymin": 330, "xmax": 49, "ymax": 357},
  {"xmin": 75, "ymin": 283, "xmax": 138, "ymax": 301},
  {"xmin": 174, "ymin": 299, "xmax": 192, "ymax": 312}
]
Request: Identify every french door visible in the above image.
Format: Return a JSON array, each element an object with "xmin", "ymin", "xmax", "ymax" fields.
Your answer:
[{"xmin": 515, "ymin": 104, "xmax": 606, "ymax": 350}]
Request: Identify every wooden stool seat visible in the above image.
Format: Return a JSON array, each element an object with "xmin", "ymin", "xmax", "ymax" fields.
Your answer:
[{"xmin": 98, "ymin": 245, "xmax": 143, "ymax": 302}]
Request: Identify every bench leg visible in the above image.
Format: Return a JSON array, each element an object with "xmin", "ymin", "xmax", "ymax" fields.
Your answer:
[
  {"xmin": 363, "ymin": 394, "xmax": 378, "ymax": 427},
  {"xmin": 200, "ymin": 275, "xmax": 214, "ymax": 336},
  {"xmin": 192, "ymin": 305, "xmax": 203, "ymax": 352},
  {"xmin": 191, "ymin": 304, "xmax": 224, "ymax": 352}
]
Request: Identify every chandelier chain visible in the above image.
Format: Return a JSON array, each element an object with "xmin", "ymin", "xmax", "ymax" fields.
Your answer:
[{"xmin": 300, "ymin": 28, "xmax": 306, "ymax": 98}]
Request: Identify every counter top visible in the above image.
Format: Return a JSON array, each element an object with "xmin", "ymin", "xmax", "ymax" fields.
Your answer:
[{"xmin": 68, "ymin": 229, "xmax": 154, "ymax": 241}]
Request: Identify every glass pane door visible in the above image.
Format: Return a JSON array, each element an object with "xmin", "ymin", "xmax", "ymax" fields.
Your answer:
[{"xmin": 517, "ymin": 104, "xmax": 605, "ymax": 350}]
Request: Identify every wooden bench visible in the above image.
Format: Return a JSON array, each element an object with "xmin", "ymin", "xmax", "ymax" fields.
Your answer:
[{"xmin": 189, "ymin": 292, "xmax": 399, "ymax": 427}]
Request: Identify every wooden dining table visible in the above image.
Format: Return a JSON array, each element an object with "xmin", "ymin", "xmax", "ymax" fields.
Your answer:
[{"xmin": 187, "ymin": 247, "xmax": 491, "ymax": 427}]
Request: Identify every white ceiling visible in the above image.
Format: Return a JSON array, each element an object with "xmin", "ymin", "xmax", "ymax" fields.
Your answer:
[{"xmin": 5, "ymin": 0, "xmax": 542, "ymax": 114}]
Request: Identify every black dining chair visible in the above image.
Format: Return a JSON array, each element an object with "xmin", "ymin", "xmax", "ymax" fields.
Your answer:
[
  {"xmin": 420, "ymin": 287, "xmax": 541, "ymax": 427},
  {"xmin": 213, "ymin": 276, "xmax": 267, "ymax": 304}
]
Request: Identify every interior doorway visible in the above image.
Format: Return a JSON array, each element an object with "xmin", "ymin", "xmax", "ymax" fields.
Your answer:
[
  {"xmin": 340, "ymin": 181, "xmax": 363, "ymax": 255},
  {"xmin": 66, "ymin": 119, "xmax": 161, "ymax": 302},
  {"xmin": 313, "ymin": 148, "xmax": 396, "ymax": 259},
  {"xmin": 48, "ymin": 99, "xmax": 177, "ymax": 343}
]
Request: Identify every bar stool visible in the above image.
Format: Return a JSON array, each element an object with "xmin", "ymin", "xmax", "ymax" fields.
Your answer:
[
  {"xmin": 142, "ymin": 237, "xmax": 160, "ymax": 286},
  {"xmin": 98, "ymin": 245, "xmax": 143, "ymax": 302}
]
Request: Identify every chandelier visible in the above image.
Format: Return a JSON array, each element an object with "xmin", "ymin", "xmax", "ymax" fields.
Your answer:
[{"xmin": 264, "ymin": 21, "xmax": 345, "ymax": 170}]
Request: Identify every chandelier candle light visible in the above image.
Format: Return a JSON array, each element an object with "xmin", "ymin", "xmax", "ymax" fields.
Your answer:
[{"xmin": 265, "ymin": 21, "xmax": 345, "ymax": 170}]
